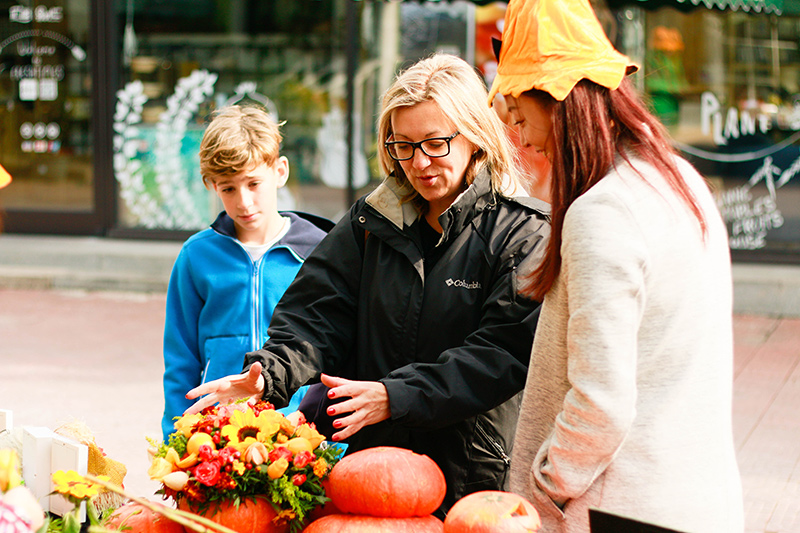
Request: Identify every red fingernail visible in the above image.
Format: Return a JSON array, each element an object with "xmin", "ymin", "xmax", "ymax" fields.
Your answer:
[
  {"xmin": 333, "ymin": 420, "xmax": 342, "ymax": 428},
  {"xmin": 327, "ymin": 390, "xmax": 335, "ymax": 399},
  {"xmin": 327, "ymin": 407, "xmax": 335, "ymax": 415}
]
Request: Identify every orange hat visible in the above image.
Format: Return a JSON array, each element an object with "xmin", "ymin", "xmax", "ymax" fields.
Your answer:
[
  {"xmin": 0, "ymin": 164, "xmax": 11, "ymax": 189},
  {"xmin": 488, "ymin": 0, "xmax": 638, "ymax": 103}
]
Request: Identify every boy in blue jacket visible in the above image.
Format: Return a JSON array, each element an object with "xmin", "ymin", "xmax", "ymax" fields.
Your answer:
[{"xmin": 161, "ymin": 105, "xmax": 329, "ymax": 440}]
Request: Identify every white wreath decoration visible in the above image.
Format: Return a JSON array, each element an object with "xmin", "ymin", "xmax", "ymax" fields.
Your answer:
[{"xmin": 113, "ymin": 69, "xmax": 218, "ymax": 229}]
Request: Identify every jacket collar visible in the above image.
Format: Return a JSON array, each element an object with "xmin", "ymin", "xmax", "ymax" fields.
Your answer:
[
  {"xmin": 364, "ymin": 177, "xmax": 419, "ymax": 231},
  {"xmin": 210, "ymin": 211, "xmax": 326, "ymax": 260},
  {"xmin": 365, "ymin": 168, "xmax": 511, "ymax": 237}
]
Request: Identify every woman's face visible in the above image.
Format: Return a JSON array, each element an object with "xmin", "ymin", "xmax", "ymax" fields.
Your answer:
[
  {"xmin": 504, "ymin": 94, "xmax": 554, "ymax": 159},
  {"xmin": 390, "ymin": 100, "xmax": 475, "ymax": 219}
]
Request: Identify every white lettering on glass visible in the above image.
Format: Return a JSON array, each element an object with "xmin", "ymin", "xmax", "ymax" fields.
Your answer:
[
  {"xmin": 714, "ymin": 154, "xmax": 800, "ymax": 249},
  {"xmin": 9, "ymin": 5, "xmax": 63, "ymax": 23},
  {"xmin": 701, "ymin": 91, "xmax": 773, "ymax": 146}
]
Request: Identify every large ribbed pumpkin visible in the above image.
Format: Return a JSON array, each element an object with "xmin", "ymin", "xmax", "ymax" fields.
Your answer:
[
  {"xmin": 106, "ymin": 501, "xmax": 184, "ymax": 533},
  {"xmin": 177, "ymin": 497, "xmax": 288, "ymax": 533},
  {"xmin": 443, "ymin": 491, "xmax": 541, "ymax": 533},
  {"xmin": 303, "ymin": 514, "xmax": 444, "ymax": 532},
  {"xmin": 326, "ymin": 446, "xmax": 446, "ymax": 518}
]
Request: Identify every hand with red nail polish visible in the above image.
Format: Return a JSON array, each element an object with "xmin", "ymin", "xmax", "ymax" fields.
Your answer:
[{"xmin": 319, "ymin": 373, "xmax": 391, "ymax": 442}]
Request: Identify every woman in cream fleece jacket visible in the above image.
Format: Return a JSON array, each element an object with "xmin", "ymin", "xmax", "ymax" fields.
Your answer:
[{"xmin": 488, "ymin": 0, "xmax": 743, "ymax": 531}]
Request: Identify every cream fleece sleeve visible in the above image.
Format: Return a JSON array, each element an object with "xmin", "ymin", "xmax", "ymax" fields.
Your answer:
[{"xmin": 532, "ymin": 189, "xmax": 648, "ymax": 506}]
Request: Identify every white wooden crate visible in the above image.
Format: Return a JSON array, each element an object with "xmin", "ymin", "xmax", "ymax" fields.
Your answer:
[
  {"xmin": 0, "ymin": 409, "xmax": 11, "ymax": 433},
  {"xmin": 21, "ymin": 427, "xmax": 88, "ymax": 520}
]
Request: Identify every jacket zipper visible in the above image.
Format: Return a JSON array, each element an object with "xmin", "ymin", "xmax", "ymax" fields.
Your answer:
[
  {"xmin": 251, "ymin": 258, "xmax": 261, "ymax": 351},
  {"xmin": 476, "ymin": 421, "xmax": 511, "ymax": 467}
]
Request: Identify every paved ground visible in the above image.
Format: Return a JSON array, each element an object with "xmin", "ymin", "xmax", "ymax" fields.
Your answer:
[{"xmin": 1, "ymin": 287, "xmax": 799, "ymax": 532}]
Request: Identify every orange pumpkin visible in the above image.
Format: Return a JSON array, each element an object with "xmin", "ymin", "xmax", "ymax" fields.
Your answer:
[
  {"xmin": 443, "ymin": 491, "xmax": 541, "ymax": 533},
  {"xmin": 178, "ymin": 497, "xmax": 288, "ymax": 533},
  {"xmin": 303, "ymin": 513, "xmax": 444, "ymax": 532},
  {"xmin": 327, "ymin": 446, "xmax": 446, "ymax": 518},
  {"xmin": 106, "ymin": 501, "xmax": 184, "ymax": 533}
]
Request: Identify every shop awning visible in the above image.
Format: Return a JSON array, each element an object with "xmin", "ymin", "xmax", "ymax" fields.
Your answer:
[
  {"xmin": 606, "ymin": 0, "xmax": 784, "ymax": 14},
  {"xmin": 402, "ymin": 0, "xmax": 503, "ymax": 4}
]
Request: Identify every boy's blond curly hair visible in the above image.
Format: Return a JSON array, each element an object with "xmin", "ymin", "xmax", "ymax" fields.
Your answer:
[{"xmin": 199, "ymin": 105, "xmax": 283, "ymax": 187}]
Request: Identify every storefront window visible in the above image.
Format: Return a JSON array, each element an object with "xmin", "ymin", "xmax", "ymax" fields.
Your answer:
[
  {"xmin": 615, "ymin": 3, "xmax": 800, "ymax": 257},
  {"xmin": 0, "ymin": 0, "xmax": 93, "ymax": 212},
  {"xmin": 113, "ymin": 0, "xmax": 484, "ymax": 231},
  {"xmin": 114, "ymin": 0, "xmax": 374, "ymax": 230}
]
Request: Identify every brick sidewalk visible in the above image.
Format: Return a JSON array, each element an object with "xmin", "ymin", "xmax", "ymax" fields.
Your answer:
[
  {"xmin": 733, "ymin": 315, "xmax": 800, "ymax": 533},
  {"xmin": 1, "ymin": 289, "xmax": 798, "ymax": 531}
]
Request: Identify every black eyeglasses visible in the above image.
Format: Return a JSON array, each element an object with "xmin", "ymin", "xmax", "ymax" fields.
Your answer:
[{"xmin": 385, "ymin": 132, "xmax": 460, "ymax": 161}]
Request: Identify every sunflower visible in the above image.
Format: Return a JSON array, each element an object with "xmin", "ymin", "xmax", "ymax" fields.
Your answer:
[{"xmin": 220, "ymin": 408, "xmax": 282, "ymax": 451}]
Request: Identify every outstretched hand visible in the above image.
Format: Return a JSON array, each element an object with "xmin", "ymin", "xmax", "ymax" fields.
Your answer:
[
  {"xmin": 184, "ymin": 362, "xmax": 265, "ymax": 414},
  {"xmin": 320, "ymin": 373, "xmax": 391, "ymax": 442}
]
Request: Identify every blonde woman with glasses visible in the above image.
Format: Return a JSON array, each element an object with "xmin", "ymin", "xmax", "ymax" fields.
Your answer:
[{"xmin": 185, "ymin": 53, "xmax": 550, "ymax": 515}]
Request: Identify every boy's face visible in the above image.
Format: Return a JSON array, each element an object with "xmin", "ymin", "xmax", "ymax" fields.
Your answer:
[{"xmin": 211, "ymin": 157, "xmax": 289, "ymax": 244}]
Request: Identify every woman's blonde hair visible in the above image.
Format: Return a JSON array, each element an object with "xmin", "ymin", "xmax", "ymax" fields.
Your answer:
[
  {"xmin": 199, "ymin": 105, "xmax": 283, "ymax": 186},
  {"xmin": 377, "ymin": 54, "xmax": 518, "ymax": 207}
]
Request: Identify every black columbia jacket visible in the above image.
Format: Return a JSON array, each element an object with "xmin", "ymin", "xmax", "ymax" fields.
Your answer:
[{"xmin": 245, "ymin": 171, "xmax": 550, "ymax": 513}]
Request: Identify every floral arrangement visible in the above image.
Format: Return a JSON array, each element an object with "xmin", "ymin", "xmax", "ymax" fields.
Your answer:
[{"xmin": 148, "ymin": 399, "xmax": 343, "ymax": 532}]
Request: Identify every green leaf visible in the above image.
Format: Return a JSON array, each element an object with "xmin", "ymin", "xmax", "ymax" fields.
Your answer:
[{"xmin": 63, "ymin": 512, "xmax": 82, "ymax": 533}]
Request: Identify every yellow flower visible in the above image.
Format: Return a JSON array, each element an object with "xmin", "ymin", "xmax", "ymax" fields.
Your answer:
[
  {"xmin": 51, "ymin": 470, "xmax": 109, "ymax": 500},
  {"xmin": 232, "ymin": 460, "xmax": 246, "ymax": 475},
  {"xmin": 295, "ymin": 424, "xmax": 325, "ymax": 449},
  {"xmin": 220, "ymin": 409, "xmax": 281, "ymax": 449},
  {"xmin": 279, "ymin": 417, "xmax": 295, "ymax": 435},
  {"xmin": 165, "ymin": 447, "xmax": 181, "ymax": 465},
  {"xmin": 173, "ymin": 414, "xmax": 202, "ymax": 438},
  {"xmin": 232, "ymin": 436, "xmax": 258, "ymax": 455},
  {"xmin": 147, "ymin": 457, "xmax": 173, "ymax": 481},
  {"xmin": 0, "ymin": 449, "xmax": 23, "ymax": 492}
]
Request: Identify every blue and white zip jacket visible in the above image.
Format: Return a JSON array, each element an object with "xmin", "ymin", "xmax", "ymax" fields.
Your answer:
[{"xmin": 161, "ymin": 210, "xmax": 329, "ymax": 440}]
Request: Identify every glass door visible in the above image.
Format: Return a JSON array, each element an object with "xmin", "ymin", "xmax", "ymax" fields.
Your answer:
[{"xmin": 0, "ymin": 0, "xmax": 108, "ymax": 234}]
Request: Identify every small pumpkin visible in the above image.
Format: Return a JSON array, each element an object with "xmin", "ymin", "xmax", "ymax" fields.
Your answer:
[
  {"xmin": 327, "ymin": 446, "xmax": 446, "ymax": 518},
  {"xmin": 105, "ymin": 501, "xmax": 184, "ymax": 533},
  {"xmin": 303, "ymin": 513, "xmax": 444, "ymax": 532},
  {"xmin": 178, "ymin": 497, "xmax": 288, "ymax": 533},
  {"xmin": 443, "ymin": 491, "xmax": 541, "ymax": 533}
]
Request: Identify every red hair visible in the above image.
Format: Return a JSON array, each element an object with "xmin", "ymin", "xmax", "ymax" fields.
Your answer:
[{"xmin": 523, "ymin": 78, "xmax": 707, "ymax": 301}]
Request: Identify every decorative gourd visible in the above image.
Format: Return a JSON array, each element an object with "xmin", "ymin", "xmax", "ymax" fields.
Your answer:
[
  {"xmin": 303, "ymin": 513, "xmax": 444, "ymax": 532},
  {"xmin": 443, "ymin": 491, "xmax": 541, "ymax": 533},
  {"xmin": 178, "ymin": 497, "xmax": 288, "ymax": 533},
  {"xmin": 326, "ymin": 446, "xmax": 446, "ymax": 518},
  {"xmin": 106, "ymin": 501, "xmax": 184, "ymax": 533}
]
